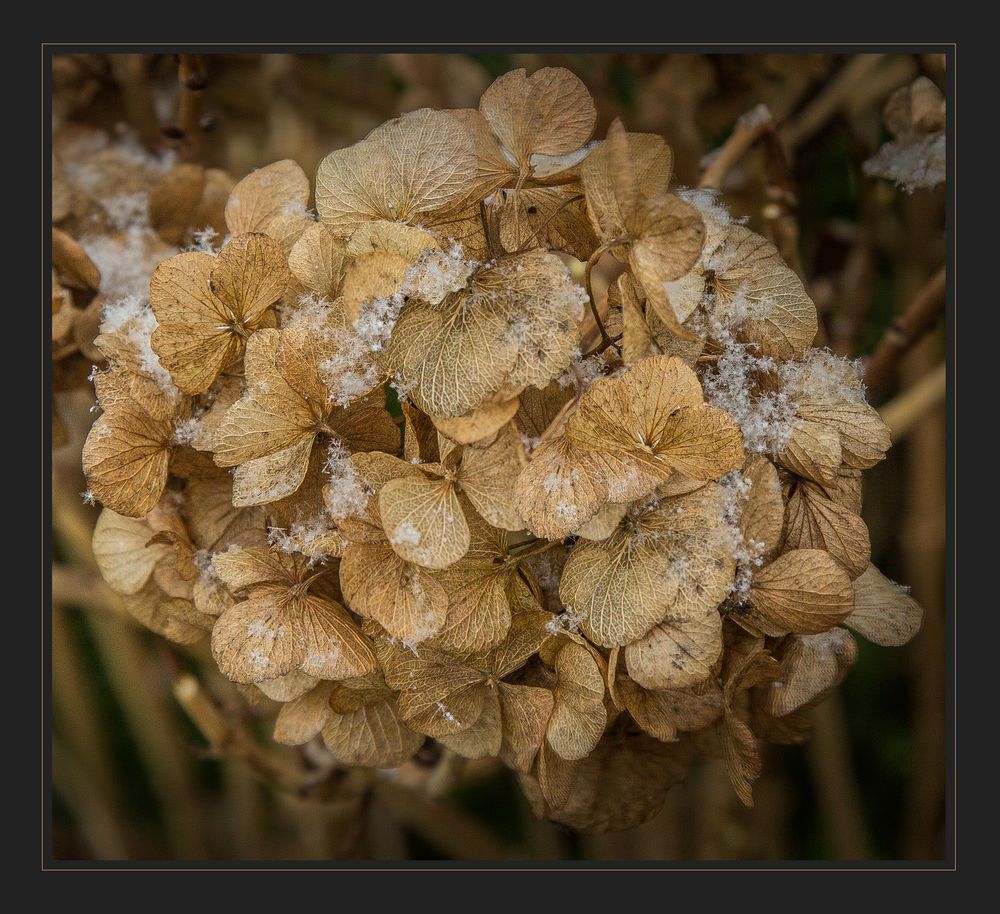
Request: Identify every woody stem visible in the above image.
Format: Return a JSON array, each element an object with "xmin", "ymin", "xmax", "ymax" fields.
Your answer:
[
  {"xmin": 584, "ymin": 240, "xmax": 628, "ymax": 355},
  {"xmin": 508, "ymin": 538, "xmax": 564, "ymax": 563},
  {"xmin": 517, "ymin": 194, "xmax": 585, "ymax": 251}
]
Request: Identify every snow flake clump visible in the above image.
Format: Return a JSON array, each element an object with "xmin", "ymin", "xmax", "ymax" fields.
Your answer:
[
  {"xmin": 190, "ymin": 226, "xmax": 220, "ymax": 254},
  {"xmin": 389, "ymin": 522, "xmax": 421, "ymax": 547},
  {"xmin": 322, "ymin": 440, "xmax": 371, "ymax": 520},
  {"xmin": 677, "ymin": 186, "xmax": 746, "ymax": 234},
  {"xmin": 557, "ymin": 349, "xmax": 607, "ymax": 390},
  {"xmin": 98, "ymin": 296, "xmax": 181, "ymax": 401},
  {"xmin": 318, "ymin": 291, "xmax": 406, "ymax": 407},
  {"xmin": 401, "ymin": 243, "xmax": 476, "ymax": 305},
  {"xmin": 716, "ymin": 471, "xmax": 766, "ymax": 601},
  {"xmin": 546, "ymin": 605, "xmax": 588, "ymax": 635},
  {"xmin": 779, "ymin": 348, "xmax": 867, "ymax": 404},
  {"xmin": 697, "ymin": 305, "xmax": 795, "ymax": 456}
]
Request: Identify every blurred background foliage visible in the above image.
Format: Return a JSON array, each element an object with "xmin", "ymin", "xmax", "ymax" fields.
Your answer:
[{"xmin": 50, "ymin": 50, "xmax": 947, "ymax": 861}]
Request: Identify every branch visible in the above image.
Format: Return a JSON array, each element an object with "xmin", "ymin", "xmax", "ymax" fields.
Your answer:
[
  {"xmin": 878, "ymin": 362, "xmax": 946, "ymax": 441},
  {"xmin": 372, "ymin": 778, "xmax": 509, "ymax": 860},
  {"xmin": 864, "ymin": 267, "xmax": 946, "ymax": 400},
  {"xmin": 172, "ymin": 671, "xmax": 310, "ymax": 794},
  {"xmin": 107, "ymin": 55, "xmax": 161, "ymax": 151},
  {"xmin": 584, "ymin": 243, "xmax": 616, "ymax": 350},
  {"xmin": 806, "ymin": 695, "xmax": 873, "ymax": 859},
  {"xmin": 779, "ymin": 55, "xmax": 887, "ymax": 152},
  {"xmin": 699, "ymin": 104, "xmax": 776, "ymax": 190},
  {"xmin": 177, "ymin": 54, "xmax": 207, "ymax": 163}
]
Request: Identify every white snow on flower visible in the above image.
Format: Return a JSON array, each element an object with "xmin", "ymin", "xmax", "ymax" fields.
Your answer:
[
  {"xmin": 557, "ymin": 349, "xmax": 607, "ymax": 390},
  {"xmin": 545, "ymin": 605, "xmax": 588, "ymax": 635},
  {"xmin": 716, "ymin": 471, "xmax": 767, "ymax": 601},
  {"xmin": 400, "ymin": 243, "xmax": 476, "ymax": 305},
  {"xmin": 389, "ymin": 522, "xmax": 422, "ymax": 547},
  {"xmin": 318, "ymin": 292, "xmax": 406, "ymax": 407},
  {"xmin": 322, "ymin": 440, "xmax": 371, "ymax": 520},
  {"xmin": 98, "ymin": 296, "xmax": 180, "ymax": 401},
  {"xmin": 190, "ymin": 226, "xmax": 219, "ymax": 254}
]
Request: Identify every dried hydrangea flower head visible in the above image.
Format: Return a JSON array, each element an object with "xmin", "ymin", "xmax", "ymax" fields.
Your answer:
[
  {"xmin": 864, "ymin": 76, "xmax": 945, "ymax": 193},
  {"xmin": 81, "ymin": 66, "xmax": 924, "ymax": 835}
]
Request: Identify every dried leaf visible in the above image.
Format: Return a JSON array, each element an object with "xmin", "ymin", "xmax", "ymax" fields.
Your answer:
[
  {"xmin": 546, "ymin": 642, "xmax": 607, "ymax": 760},
  {"xmin": 846, "ymin": 564, "xmax": 923, "ymax": 646},
  {"xmin": 747, "ymin": 548, "xmax": 854, "ymax": 635},
  {"xmin": 514, "ymin": 436, "xmax": 608, "ymax": 540},
  {"xmin": 560, "ymin": 537, "xmax": 678, "ymax": 648},
  {"xmin": 82, "ymin": 403, "xmax": 174, "ymax": 517},
  {"xmin": 316, "ymin": 109, "xmax": 477, "ymax": 237},
  {"xmin": 225, "ymin": 160, "xmax": 310, "ymax": 235},
  {"xmin": 739, "ymin": 457, "xmax": 785, "ymax": 561},
  {"xmin": 150, "ymin": 235, "xmax": 288, "ymax": 393},
  {"xmin": 480, "ymin": 67, "xmax": 596, "ymax": 171},
  {"xmin": 708, "ymin": 226, "xmax": 817, "ymax": 361},
  {"xmin": 430, "ymin": 395, "xmax": 520, "ymax": 446},
  {"xmin": 92, "ymin": 508, "xmax": 170, "ymax": 595},
  {"xmin": 785, "ymin": 481, "xmax": 871, "ymax": 578},
  {"xmin": 767, "ymin": 629, "xmax": 857, "ymax": 716},
  {"xmin": 379, "ymin": 475, "xmax": 470, "ymax": 569},
  {"xmin": 339, "ymin": 541, "xmax": 448, "ymax": 644},
  {"xmin": 149, "ymin": 163, "xmax": 206, "ymax": 245}
]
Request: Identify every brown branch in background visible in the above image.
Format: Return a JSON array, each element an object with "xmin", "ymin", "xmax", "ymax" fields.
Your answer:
[
  {"xmin": 221, "ymin": 761, "xmax": 266, "ymax": 858},
  {"xmin": 51, "ymin": 734, "xmax": 130, "ymax": 860},
  {"xmin": 699, "ymin": 104, "xmax": 776, "ymax": 191},
  {"xmin": 372, "ymin": 778, "xmax": 509, "ymax": 861},
  {"xmin": 107, "ymin": 55, "xmax": 161, "ymax": 151},
  {"xmin": 171, "ymin": 664, "xmax": 505, "ymax": 859},
  {"xmin": 51, "ymin": 564, "xmax": 122, "ymax": 616},
  {"xmin": 760, "ymin": 127, "xmax": 804, "ymax": 280},
  {"xmin": 843, "ymin": 55, "xmax": 921, "ymax": 123},
  {"xmin": 900, "ymin": 336, "xmax": 947, "ymax": 859},
  {"xmin": 51, "ymin": 607, "xmax": 133, "ymax": 858},
  {"xmin": 425, "ymin": 748, "xmax": 464, "ymax": 798},
  {"xmin": 879, "ymin": 362, "xmax": 947, "ymax": 442},
  {"xmin": 88, "ymin": 616, "xmax": 209, "ymax": 858},
  {"xmin": 175, "ymin": 55, "xmax": 208, "ymax": 163},
  {"xmin": 779, "ymin": 55, "xmax": 887, "ymax": 153},
  {"xmin": 806, "ymin": 695, "xmax": 872, "ymax": 860},
  {"xmin": 864, "ymin": 267, "xmax": 946, "ymax": 401},
  {"xmin": 172, "ymin": 670, "xmax": 308, "ymax": 794}
]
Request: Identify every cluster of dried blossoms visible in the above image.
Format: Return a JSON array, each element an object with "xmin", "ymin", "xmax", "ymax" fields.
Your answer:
[
  {"xmin": 80, "ymin": 68, "xmax": 923, "ymax": 833},
  {"xmin": 51, "ymin": 125, "xmax": 233, "ymax": 446},
  {"xmin": 863, "ymin": 76, "xmax": 945, "ymax": 193}
]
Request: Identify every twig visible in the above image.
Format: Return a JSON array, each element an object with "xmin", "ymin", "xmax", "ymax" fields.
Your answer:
[
  {"xmin": 899, "ymin": 333, "xmax": 947, "ymax": 859},
  {"xmin": 779, "ymin": 55, "xmax": 887, "ymax": 152},
  {"xmin": 878, "ymin": 362, "xmax": 946, "ymax": 442},
  {"xmin": 107, "ymin": 55, "xmax": 160, "ymax": 151},
  {"xmin": 221, "ymin": 761, "xmax": 266, "ymax": 858},
  {"xmin": 425, "ymin": 749, "xmax": 464, "ymax": 798},
  {"xmin": 52, "ymin": 564, "xmax": 123, "ymax": 616},
  {"xmin": 177, "ymin": 55, "xmax": 207, "ymax": 163},
  {"xmin": 172, "ymin": 671, "xmax": 308, "ymax": 794},
  {"xmin": 51, "ymin": 734, "xmax": 130, "ymax": 860},
  {"xmin": 864, "ymin": 267, "xmax": 946, "ymax": 400},
  {"xmin": 806, "ymin": 695, "xmax": 873, "ymax": 859},
  {"xmin": 509, "ymin": 538, "xmax": 564, "ymax": 563},
  {"xmin": 371, "ymin": 778, "xmax": 508, "ymax": 860},
  {"xmin": 88, "ymin": 614, "xmax": 209, "ymax": 858},
  {"xmin": 51, "ymin": 606, "xmax": 132, "ymax": 855},
  {"xmin": 584, "ymin": 243, "xmax": 615, "ymax": 350},
  {"xmin": 699, "ymin": 104, "xmax": 776, "ymax": 190}
]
